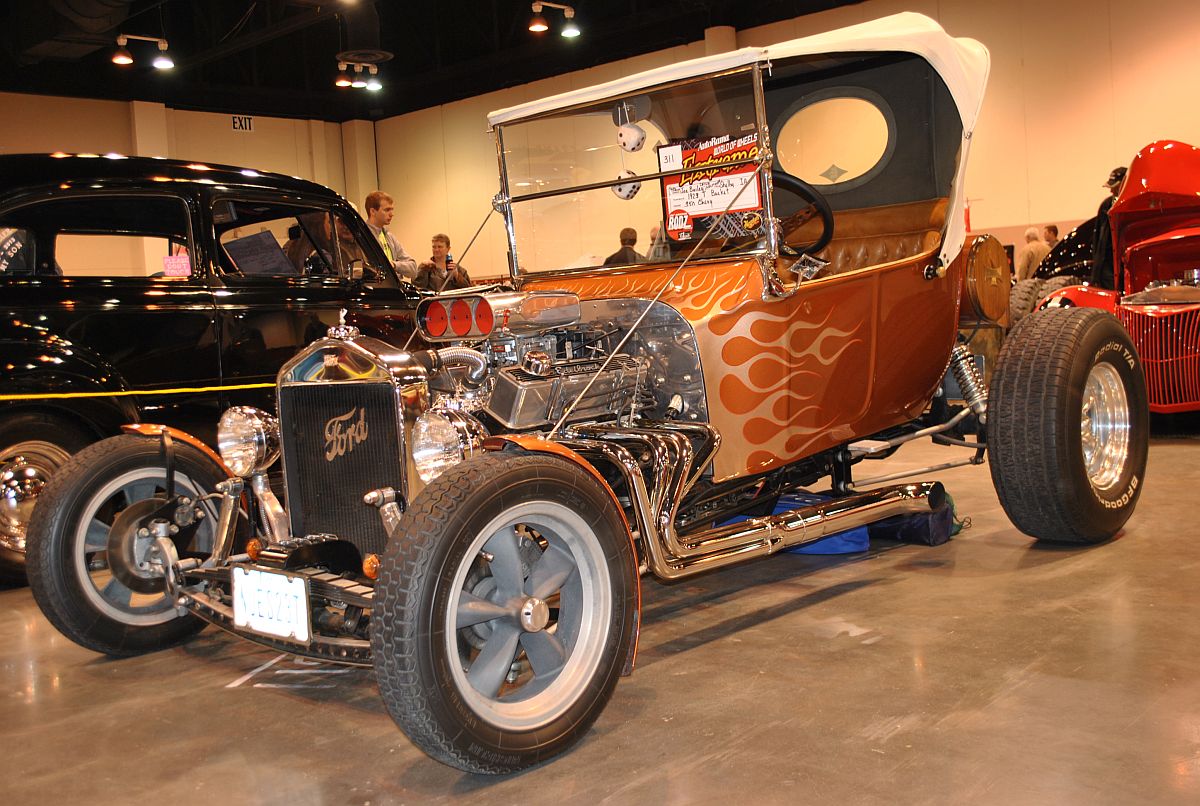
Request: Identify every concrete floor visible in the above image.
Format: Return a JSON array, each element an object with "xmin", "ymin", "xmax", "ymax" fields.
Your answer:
[{"xmin": 3, "ymin": 431, "xmax": 1200, "ymax": 805}]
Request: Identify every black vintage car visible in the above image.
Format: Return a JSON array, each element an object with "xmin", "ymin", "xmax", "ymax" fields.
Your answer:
[{"xmin": 0, "ymin": 153, "xmax": 420, "ymax": 579}]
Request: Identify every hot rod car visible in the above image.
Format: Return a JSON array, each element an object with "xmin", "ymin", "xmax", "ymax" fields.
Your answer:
[
  {"xmin": 27, "ymin": 13, "xmax": 1148, "ymax": 774},
  {"xmin": 1040, "ymin": 140, "xmax": 1200, "ymax": 412}
]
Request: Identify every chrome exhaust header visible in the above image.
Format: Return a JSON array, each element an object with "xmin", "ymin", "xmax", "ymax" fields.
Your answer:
[{"xmin": 562, "ymin": 431, "xmax": 943, "ymax": 581}]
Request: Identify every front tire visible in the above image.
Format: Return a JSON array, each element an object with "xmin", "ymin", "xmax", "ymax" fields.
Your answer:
[
  {"xmin": 988, "ymin": 308, "xmax": 1148, "ymax": 543},
  {"xmin": 26, "ymin": 435, "xmax": 224, "ymax": 656},
  {"xmin": 372, "ymin": 453, "xmax": 637, "ymax": 774}
]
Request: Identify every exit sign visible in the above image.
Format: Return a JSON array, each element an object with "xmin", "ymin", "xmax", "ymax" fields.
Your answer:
[{"xmin": 232, "ymin": 115, "xmax": 254, "ymax": 132}]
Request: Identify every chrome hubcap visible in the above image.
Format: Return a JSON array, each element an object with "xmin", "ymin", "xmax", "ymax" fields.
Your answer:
[
  {"xmin": 1080, "ymin": 363, "xmax": 1130, "ymax": 491},
  {"xmin": 0, "ymin": 441, "xmax": 72, "ymax": 552}
]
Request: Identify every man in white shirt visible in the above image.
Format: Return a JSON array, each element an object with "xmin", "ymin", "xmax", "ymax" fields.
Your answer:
[{"xmin": 364, "ymin": 191, "xmax": 417, "ymax": 279}]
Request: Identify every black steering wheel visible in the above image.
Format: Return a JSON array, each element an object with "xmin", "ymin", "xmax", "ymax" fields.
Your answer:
[{"xmin": 773, "ymin": 171, "xmax": 835, "ymax": 256}]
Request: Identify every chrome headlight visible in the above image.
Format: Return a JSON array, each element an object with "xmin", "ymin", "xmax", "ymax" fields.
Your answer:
[
  {"xmin": 217, "ymin": 406, "xmax": 280, "ymax": 477},
  {"xmin": 411, "ymin": 408, "xmax": 487, "ymax": 484}
]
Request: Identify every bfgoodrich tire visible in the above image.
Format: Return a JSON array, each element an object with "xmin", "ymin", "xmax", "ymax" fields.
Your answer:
[
  {"xmin": 988, "ymin": 308, "xmax": 1148, "ymax": 543},
  {"xmin": 372, "ymin": 453, "xmax": 637, "ymax": 774},
  {"xmin": 26, "ymin": 435, "xmax": 224, "ymax": 656}
]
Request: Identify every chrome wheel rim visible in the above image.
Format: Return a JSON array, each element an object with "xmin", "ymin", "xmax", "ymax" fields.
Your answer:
[
  {"xmin": 0, "ymin": 440, "xmax": 72, "ymax": 550},
  {"xmin": 72, "ymin": 468, "xmax": 217, "ymax": 625},
  {"xmin": 445, "ymin": 501, "xmax": 611, "ymax": 732},
  {"xmin": 1081, "ymin": 362, "xmax": 1130, "ymax": 491}
]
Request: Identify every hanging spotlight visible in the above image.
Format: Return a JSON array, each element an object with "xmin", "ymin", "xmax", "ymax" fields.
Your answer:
[
  {"xmin": 350, "ymin": 65, "xmax": 368, "ymax": 89},
  {"xmin": 561, "ymin": 7, "xmax": 580, "ymax": 38},
  {"xmin": 152, "ymin": 39, "xmax": 174, "ymax": 69},
  {"xmin": 529, "ymin": 3, "xmax": 549, "ymax": 32},
  {"xmin": 335, "ymin": 63, "xmax": 353, "ymax": 88},
  {"xmin": 111, "ymin": 35, "xmax": 133, "ymax": 65},
  {"xmin": 528, "ymin": 3, "xmax": 579, "ymax": 38},
  {"xmin": 364, "ymin": 65, "xmax": 382, "ymax": 92}
]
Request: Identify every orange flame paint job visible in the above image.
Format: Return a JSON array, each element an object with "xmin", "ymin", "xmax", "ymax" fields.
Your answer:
[{"xmin": 525, "ymin": 249, "xmax": 962, "ymax": 482}]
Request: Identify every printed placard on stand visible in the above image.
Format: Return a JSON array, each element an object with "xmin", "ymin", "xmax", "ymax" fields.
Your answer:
[{"xmin": 657, "ymin": 133, "xmax": 764, "ymax": 242}]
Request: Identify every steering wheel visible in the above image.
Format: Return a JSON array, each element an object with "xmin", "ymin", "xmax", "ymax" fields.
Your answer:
[{"xmin": 773, "ymin": 171, "xmax": 835, "ymax": 256}]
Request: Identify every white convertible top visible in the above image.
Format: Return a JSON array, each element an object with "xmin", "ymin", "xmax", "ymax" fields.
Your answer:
[{"xmin": 487, "ymin": 12, "xmax": 989, "ymax": 132}]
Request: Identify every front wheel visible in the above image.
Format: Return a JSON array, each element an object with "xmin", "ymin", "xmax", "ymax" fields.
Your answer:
[
  {"xmin": 988, "ymin": 308, "xmax": 1148, "ymax": 543},
  {"xmin": 26, "ymin": 435, "xmax": 225, "ymax": 655},
  {"xmin": 372, "ymin": 453, "xmax": 637, "ymax": 774}
]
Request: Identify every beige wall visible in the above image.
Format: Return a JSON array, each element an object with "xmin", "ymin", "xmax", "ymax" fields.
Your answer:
[
  {"xmin": 2, "ymin": 0, "xmax": 1198, "ymax": 273},
  {"xmin": 0, "ymin": 93, "xmax": 348, "ymax": 198},
  {"xmin": 377, "ymin": 0, "xmax": 1200, "ymax": 276}
]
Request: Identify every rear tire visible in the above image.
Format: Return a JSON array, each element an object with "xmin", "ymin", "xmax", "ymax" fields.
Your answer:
[
  {"xmin": 0, "ymin": 413, "xmax": 92, "ymax": 582},
  {"xmin": 988, "ymin": 308, "xmax": 1148, "ymax": 543},
  {"xmin": 26, "ymin": 435, "xmax": 224, "ymax": 656},
  {"xmin": 372, "ymin": 453, "xmax": 637, "ymax": 774},
  {"xmin": 1008, "ymin": 278, "xmax": 1044, "ymax": 326}
]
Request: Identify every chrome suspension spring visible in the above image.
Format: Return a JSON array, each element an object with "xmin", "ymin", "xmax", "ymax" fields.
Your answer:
[{"xmin": 949, "ymin": 344, "xmax": 988, "ymax": 420}]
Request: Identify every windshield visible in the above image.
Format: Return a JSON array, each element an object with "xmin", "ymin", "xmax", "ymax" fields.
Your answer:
[{"xmin": 496, "ymin": 69, "xmax": 766, "ymax": 275}]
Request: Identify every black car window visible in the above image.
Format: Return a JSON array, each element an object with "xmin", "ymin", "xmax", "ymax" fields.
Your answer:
[
  {"xmin": 216, "ymin": 200, "xmax": 352, "ymax": 278},
  {"xmin": 0, "ymin": 194, "xmax": 193, "ymax": 279}
]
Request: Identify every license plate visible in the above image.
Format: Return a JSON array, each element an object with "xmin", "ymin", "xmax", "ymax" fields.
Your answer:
[{"xmin": 232, "ymin": 566, "xmax": 311, "ymax": 642}]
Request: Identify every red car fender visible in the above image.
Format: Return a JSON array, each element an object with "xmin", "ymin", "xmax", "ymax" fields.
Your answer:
[
  {"xmin": 481, "ymin": 433, "xmax": 643, "ymax": 675},
  {"xmin": 1040, "ymin": 283, "xmax": 1120, "ymax": 313}
]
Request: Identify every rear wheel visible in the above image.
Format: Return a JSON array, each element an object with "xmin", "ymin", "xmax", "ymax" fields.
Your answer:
[
  {"xmin": 0, "ymin": 413, "xmax": 92, "ymax": 582},
  {"xmin": 372, "ymin": 453, "xmax": 637, "ymax": 774},
  {"xmin": 1008, "ymin": 278, "xmax": 1045, "ymax": 326},
  {"xmin": 988, "ymin": 308, "xmax": 1148, "ymax": 543},
  {"xmin": 26, "ymin": 435, "xmax": 223, "ymax": 655}
]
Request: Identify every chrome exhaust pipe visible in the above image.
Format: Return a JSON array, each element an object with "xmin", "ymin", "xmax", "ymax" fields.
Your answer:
[{"xmin": 560, "ymin": 436, "xmax": 944, "ymax": 581}]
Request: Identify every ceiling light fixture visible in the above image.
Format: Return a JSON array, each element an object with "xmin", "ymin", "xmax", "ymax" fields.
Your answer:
[
  {"xmin": 152, "ymin": 39, "xmax": 174, "ymax": 70},
  {"xmin": 334, "ymin": 63, "xmax": 353, "ymax": 88},
  {"xmin": 364, "ymin": 65, "xmax": 382, "ymax": 92},
  {"xmin": 112, "ymin": 33, "xmax": 173, "ymax": 68},
  {"xmin": 529, "ymin": 2, "xmax": 579, "ymax": 37},
  {"xmin": 528, "ymin": 4, "xmax": 548, "ymax": 32},
  {"xmin": 350, "ymin": 64, "xmax": 368, "ymax": 89},
  {"xmin": 561, "ymin": 8, "xmax": 580, "ymax": 38},
  {"xmin": 111, "ymin": 36, "xmax": 133, "ymax": 65}
]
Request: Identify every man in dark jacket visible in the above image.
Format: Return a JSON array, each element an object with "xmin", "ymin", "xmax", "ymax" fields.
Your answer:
[
  {"xmin": 603, "ymin": 227, "xmax": 644, "ymax": 266},
  {"xmin": 1090, "ymin": 166, "xmax": 1126, "ymax": 289}
]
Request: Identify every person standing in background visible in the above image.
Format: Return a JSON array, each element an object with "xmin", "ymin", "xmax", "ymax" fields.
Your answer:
[
  {"xmin": 364, "ymin": 191, "xmax": 417, "ymax": 279},
  {"xmin": 415, "ymin": 233, "xmax": 471, "ymax": 291},
  {"xmin": 1014, "ymin": 226, "xmax": 1051, "ymax": 281},
  {"xmin": 1042, "ymin": 224, "xmax": 1059, "ymax": 250},
  {"xmin": 603, "ymin": 227, "xmax": 644, "ymax": 266},
  {"xmin": 1091, "ymin": 166, "xmax": 1126, "ymax": 289}
]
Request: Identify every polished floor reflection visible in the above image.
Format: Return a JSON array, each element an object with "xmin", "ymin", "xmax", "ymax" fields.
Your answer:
[{"xmin": 2, "ymin": 436, "xmax": 1199, "ymax": 804}]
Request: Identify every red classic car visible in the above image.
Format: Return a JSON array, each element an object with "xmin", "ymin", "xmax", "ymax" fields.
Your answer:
[{"xmin": 1043, "ymin": 140, "xmax": 1200, "ymax": 412}]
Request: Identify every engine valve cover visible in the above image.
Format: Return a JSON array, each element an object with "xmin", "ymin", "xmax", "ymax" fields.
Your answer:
[{"xmin": 486, "ymin": 354, "xmax": 646, "ymax": 430}]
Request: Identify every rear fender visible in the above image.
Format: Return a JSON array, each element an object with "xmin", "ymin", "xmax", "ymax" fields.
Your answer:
[
  {"xmin": 481, "ymin": 434, "xmax": 643, "ymax": 675},
  {"xmin": 1040, "ymin": 284, "xmax": 1119, "ymax": 314}
]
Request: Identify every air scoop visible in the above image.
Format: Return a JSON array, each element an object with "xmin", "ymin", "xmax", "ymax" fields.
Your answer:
[{"xmin": 415, "ymin": 291, "xmax": 580, "ymax": 341}]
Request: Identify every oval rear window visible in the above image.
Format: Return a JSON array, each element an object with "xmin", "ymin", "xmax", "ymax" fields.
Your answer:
[{"xmin": 776, "ymin": 96, "xmax": 891, "ymax": 187}]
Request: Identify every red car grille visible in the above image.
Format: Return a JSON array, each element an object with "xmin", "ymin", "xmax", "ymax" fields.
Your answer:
[{"xmin": 1116, "ymin": 306, "xmax": 1200, "ymax": 412}]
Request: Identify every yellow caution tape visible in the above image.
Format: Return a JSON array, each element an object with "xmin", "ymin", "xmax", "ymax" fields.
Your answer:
[{"xmin": 0, "ymin": 382, "xmax": 275, "ymax": 402}]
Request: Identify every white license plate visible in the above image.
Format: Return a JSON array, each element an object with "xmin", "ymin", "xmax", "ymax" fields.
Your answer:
[{"xmin": 232, "ymin": 566, "xmax": 311, "ymax": 642}]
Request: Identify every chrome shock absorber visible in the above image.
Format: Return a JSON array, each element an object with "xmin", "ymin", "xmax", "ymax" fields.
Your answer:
[{"xmin": 949, "ymin": 343, "xmax": 988, "ymax": 422}]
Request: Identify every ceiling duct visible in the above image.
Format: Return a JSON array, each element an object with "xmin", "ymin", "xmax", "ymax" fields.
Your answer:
[
  {"xmin": 8, "ymin": 0, "xmax": 134, "ymax": 63},
  {"xmin": 336, "ymin": 1, "xmax": 390, "ymax": 66}
]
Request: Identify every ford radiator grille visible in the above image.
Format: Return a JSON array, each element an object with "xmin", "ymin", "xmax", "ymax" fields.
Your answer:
[
  {"xmin": 278, "ymin": 381, "xmax": 402, "ymax": 556},
  {"xmin": 1116, "ymin": 306, "xmax": 1200, "ymax": 413}
]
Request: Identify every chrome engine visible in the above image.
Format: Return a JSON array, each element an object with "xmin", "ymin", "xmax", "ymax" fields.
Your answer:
[{"xmin": 419, "ymin": 291, "xmax": 709, "ymax": 432}]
